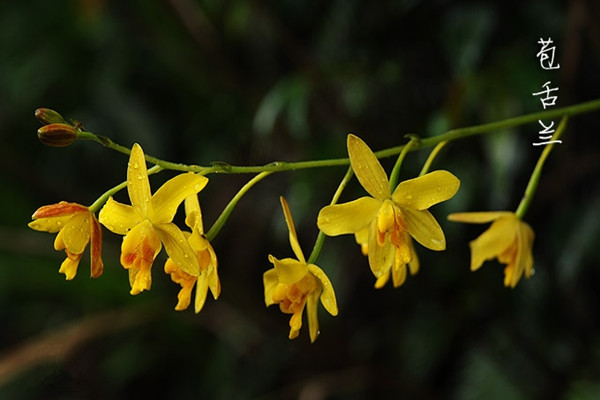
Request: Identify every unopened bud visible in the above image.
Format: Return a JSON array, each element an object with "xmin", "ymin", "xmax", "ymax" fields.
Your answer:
[
  {"xmin": 37, "ymin": 123, "xmax": 78, "ymax": 147},
  {"xmin": 35, "ymin": 108, "xmax": 66, "ymax": 125}
]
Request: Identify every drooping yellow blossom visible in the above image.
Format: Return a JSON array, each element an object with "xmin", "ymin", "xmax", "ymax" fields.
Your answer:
[
  {"xmin": 318, "ymin": 134, "xmax": 460, "ymax": 285},
  {"xmin": 98, "ymin": 143, "xmax": 207, "ymax": 295},
  {"xmin": 264, "ymin": 197, "xmax": 338, "ymax": 342},
  {"xmin": 448, "ymin": 211, "xmax": 535, "ymax": 288},
  {"xmin": 164, "ymin": 194, "xmax": 220, "ymax": 313},
  {"xmin": 29, "ymin": 201, "xmax": 103, "ymax": 280}
]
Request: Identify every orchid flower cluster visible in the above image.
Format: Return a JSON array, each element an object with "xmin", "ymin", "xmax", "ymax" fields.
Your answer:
[{"xmin": 28, "ymin": 102, "xmax": 588, "ymax": 342}]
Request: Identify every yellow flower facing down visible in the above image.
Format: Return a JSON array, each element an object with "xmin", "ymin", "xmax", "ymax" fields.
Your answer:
[
  {"xmin": 29, "ymin": 201, "xmax": 103, "ymax": 280},
  {"xmin": 264, "ymin": 197, "xmax": 338, "ymax": 342},
  {"xmin": 98, "ymin": 143, "xmax": 208, "ymax": 295},
  {"xmin": 448, "ymin": 211, "xmax": 535, "ymax": 288},
  {"xmin": 164, "ymin": 194, "xmax": 220, "ymax": 313},
  {"xmin": 318, "ymin": 134, "xmax": 460, "ymax": 285}
]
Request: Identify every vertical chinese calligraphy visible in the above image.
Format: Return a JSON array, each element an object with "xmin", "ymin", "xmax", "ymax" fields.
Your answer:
[{"xmin": 532, "ymin": 38, "xmax": 562, "ymax": 146}]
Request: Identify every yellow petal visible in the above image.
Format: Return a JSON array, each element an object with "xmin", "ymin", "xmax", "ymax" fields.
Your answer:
[
  {"xmin": 308, "ymin": 264, "xmax": 338, "ymax": 316},
  {"xmin": 508, "ymin": 220, "xmax": 535, "ymax": 288},
  {"xmin": 263, "ymin": 268, "xmax": 279, "ymax": 306},
  {"xmin": 60, "ymin": 212, "xmax": 91, "ymax": 255},
  {"xmin": 279, "ymin": 197, "xmax": 305, "ymax": 263},
  {"xmin": 195, "ymin": 274, "xmax": 209, "ymax": 313},
  {"xmin": 392, "ymin": 170, "xmax": 460, "ymax": 210},
  {"xmin": 391, "ymin": 264, "xmax": 407, "ymax": 288},
  {"xmin": 58, "ymin": 254, "xmax": 81, "ymax": 280},
  {"xmin": 448, "ymin": 211, "xmax": 514, "ymax": 224},
  {"xmin": 98, "ymin": 197, "xmax": 142, "ymax": 235},
  {"xmin": 268, "ymin": 255, "xmax": 308, "ymax": 284},
  {"xmin": 347, "ymin": 134, "xmax": 390, "ymax": 200},
  {"xmin": 306, "ymin": 290, "xmax": 320, "ymax": 343},
  {"xmin": 407, "ymin": 240, "xmax": 420, "ymax": 275},
  {"xmin": 521, "ymin": 222, "xmax": 535, "ymax": 279},
  {"xmin": 155, "ymin": 223, "xmax": 200, "ymax": 276},
  {"xmin": 367, "ymin": 219, "xmax": 394, "ymax": 277},
  {"xmin": 374, "ymin": 271, "xmax": 390, "ymax": 289},
  {"xmin": 150, "ymin": 173, "xmax": 208, "ymax": 225},
  {"xmin": 29, "ymin": 202, "xmax": 88, "ymax": 233},
  {"xmin": 469, "ymin": 216, "xmax": 517, "ymax": 271},
  {"xmin": 28, "ymin": 215, "xmax": 73, "ymax": 233},
  {"xmin": 127, "ymin": 143, "xmax": 152, "ymax": 215},
  {"xmin": 402, "ymin": 207, "xmax": 446, "ymax": 251},
  {"xmin": 184, "ymin": 194, "xmax": 203, "ymax": 231},
  {"xmin": 317, "ymin": 197, "xmax": 381, "ymax": 236}
]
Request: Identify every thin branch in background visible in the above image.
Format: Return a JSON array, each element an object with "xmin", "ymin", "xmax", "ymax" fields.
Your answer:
[{"xmin": 0, "ymin": 306, "xmax": 158, "ymax": 387}]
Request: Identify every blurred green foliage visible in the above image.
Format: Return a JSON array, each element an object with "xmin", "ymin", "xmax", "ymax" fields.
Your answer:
[{"xmin": 1, "ymin": 0, "xmax": 599, "ymax": 398}]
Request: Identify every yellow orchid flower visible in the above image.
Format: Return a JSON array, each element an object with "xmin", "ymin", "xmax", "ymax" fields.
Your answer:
[
  {"xmin": 98, "ymin": 143, "xmax": 208, "ymax": 295},
  {"xmin": 164, "ymin": 194, "xmax": 220, "ymax": 313},
  {"xmin": 29, "ymin": 201, "xmax": 103, "ymax": 280},
  {"xmin": 448, "ymin": 211, "xmax": 535, "ymax": 288},
  {"xmin": 318, "ymin": 134, "xmax": 460, "ymax": 284},
  {"xmin": 264, "ymin": 197, "xmax": 338, "ymax": 342}
]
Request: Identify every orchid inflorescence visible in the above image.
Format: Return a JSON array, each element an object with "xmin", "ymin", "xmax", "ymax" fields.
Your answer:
[{"xmin": 28, "ymin": 102, "xmax": 588, "ymax": 342}]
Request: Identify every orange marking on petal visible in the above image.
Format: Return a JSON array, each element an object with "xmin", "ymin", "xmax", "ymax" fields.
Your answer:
[{"xmin": 32, "ymin": 201, "xmax": 88, "ymax": 219}]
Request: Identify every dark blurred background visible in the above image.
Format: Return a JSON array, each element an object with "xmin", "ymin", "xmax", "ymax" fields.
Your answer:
[{"xmin": 1, "ymin": 0, "xmax": 599, "ymax": 398}]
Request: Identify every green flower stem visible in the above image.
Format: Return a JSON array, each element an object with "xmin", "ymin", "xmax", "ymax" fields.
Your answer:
[
  {"xmin": 307, "ymin": 166, "xmax": 354, "ymax": 264},
  {"xmin": 515, "ymin": 116, "xmax": 568, "ymax": 219},
  {"xmin": 389, "ymin": 135, "xmax": 419, "ymax": 192},
  {"xmin": 77, "ymin": 98, "xmax": 600, "ymax": 175},
  {"xmin": 205, "ymin": 171, "xmax": 273, "ymax": 241},
  {"xmin": 88, "ymin": 165, "xmax": 163, "ymax": 213},
  {"xmin": 77, "ymin": 132, "xmax": 207, "ymax": 173},
  {"xmin": 419, "ymin": 141, "xmax": 448, "ymax": 176}
]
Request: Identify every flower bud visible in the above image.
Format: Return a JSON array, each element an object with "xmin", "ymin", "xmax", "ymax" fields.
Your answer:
[
  {"xmin": 37, "ymin": 123, "xmax": 78, "ymax": 147},
  {"xmin": 35, "ymin": 108, "xmax": 66, "ymax": 125}
]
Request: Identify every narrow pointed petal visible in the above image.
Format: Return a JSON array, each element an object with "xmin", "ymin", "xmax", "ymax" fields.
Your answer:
[
  {"xmin": 263, "ymin": 268, "xmax": 279, "ymax": 306},
  {"xmin": 194, "ymin": 275, "xmax": 209, "ymax": 313},
  {"xmin": 151, "ymin": 173, "xmax": 208, "ymax": 225},
  {"xmin": 98, "ymin": 197, "xmax": 142, "ymax": 235},
  {"xmin": 280, "ymin": 197, "xmax": 305, "ymax": 263},
  {"xmin": 127, "ymin": 143, "xmax": 152, "ymax": 215},
  {"xmin": 155, "ymin": 223, "xmax": 200, "ymax": 276},
  {"xmin": 306, "ymin": 291, "xmax": 320, "ymax": 343},
  {"xmin": 347, "ymin": 134, "xmax": 390, "ymax": 200},
  {"xmin": 402, "ymin": 207, "xmax": 446, "ymax": 250},
  {"xmin": 89, "ymin": 215, "xmax": 104, "ymax": 278},
  {"xmin": 308, "ymin": 264, "xmax": 338, "ymax": 316},
  {"xmin": 367, "ymin": 219, "xmax": 394, "ymax": 277},
  {"xmin": 184, "ymin": 194, "xmax": 203, "ymax": 231},
  {"xmin": 448, "ymin": 211, "xmax": 514, "ymax": 224},
  {"xmin": 268, "ymin": 255, "xmax": 308, "ymax": 284},
  {"xmin": 392, "ymin": 170, "xmax": 460, "ymax": 210},
  {"xmin": 318, "ymin": 197, "xmax": 381, "ymax": 236},
  {"xmin": 469, "ymin": 216, "xmax": 517, "ymax": 271}
]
